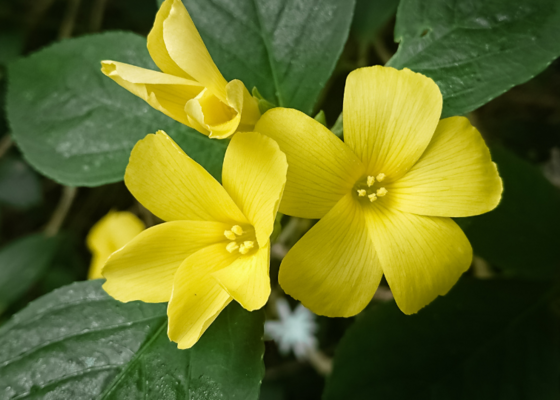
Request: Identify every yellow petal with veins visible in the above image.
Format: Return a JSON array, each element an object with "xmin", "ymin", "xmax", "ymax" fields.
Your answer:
[
  {"xmin": 223, "ymin": 132, "xmax": 287, "ymax": 247},
  {"xmin": 386, "ymin": 116, "xmax": 503, "ymax": 217},
  {"xmin": 125, "ymin": 131, "xmax": 247, "ymax": 224},
  {"xmin": 163, "ymin": 0, "xmax": 228, "ymax": 101},
  {"xmin": 256, "ymin": 108, "xmax": 365, "ymax": 219},
  {"xmin": 365, "ymin": 204, "xmax": 472, "ymax": 315},
  {"xmin": 344, "ymin": 66, "xmax": 442, "ymax": 179},
  {"xmin": 87, "ymin": 211, "xmax": 144, "ymax": 280},
  {"xmin": 102, "ymin": 220, "xmax": 229, "ymax": 303},
  {"xmin": 279, "ymin": 193, "xmax": 383, "ymax": 317},
  {"xmin": 101, "ymin": 61, "xmax": 203, "ymax": 126},
  {"xmin": 213, "ymin": 243, "xmax": 271, "ymax": 311},
  {"xmin": 168, "ymin": 243, "xmax": 238, "ymax": 349}
]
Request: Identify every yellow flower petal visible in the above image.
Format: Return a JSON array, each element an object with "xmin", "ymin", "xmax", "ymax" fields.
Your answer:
[
  {"xmin": 168, "ymin": 243, "xmax": 238, "ymax": 349},
  {"xmin": 212, "ymin": 243, "xmax": 271, "ymax": 311},
  {"xmin": 222, "ymin": 132, "xmax": 287, "ymax": 247},
  {"xmin": 386, "ymin": 117, "xmax": 503, "ymax": 217},
  {"xmin": 147, "ymin": 0, "xmax": 194, "ymax": 79},
  {"xmin": 344, "ymin": 66, "xmax": 442, "ymax": 179},
  {"xmin": 163, "ymin": 0, "xmax": 228, "ymax": 101},
  {"xmin": 125, "ymin": 131, "xmax": 247, "ymax": 224},
  {"xmin": 87, "ymin": 211, "xmax": 144, "ymax": 280},
  {"xmin": 365, "ymin": 205, "xmax": 472, "ymax": 315},
  {"xmin": 102, "ymin": 220, "xmax": 229, "ymax": 303},
  {"xmin": 101, "ymin": 61, "xmax": 203, "ymax": 126},
  {"xmin": 255, "ymin": 108, "xmax": 365, "ymax": 219},
  {"xmin": 279, "ymin": 194, "xmax": 383, "ymax": 317},
  {"xmin": 226, "ymin": 80, "xmax": 261, "ymax": 134}
]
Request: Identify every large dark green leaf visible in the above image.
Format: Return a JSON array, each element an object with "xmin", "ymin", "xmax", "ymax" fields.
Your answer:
[
  {"xmin": 181, "ymin": 0, "xmax": 355, "ymax": 114},
  {"xmin": 388, "ymin": 0, "xmax": 560, "ymax": 117},
  {"xmin": 457, "ymin": 147, "xmax": 560, "ymax": 280},
  {"xmin": 0, "ymin": 234, "xmax": 59, "ymax": 313},
  {"xmin": 325, "ymin": 278, "xmax": 560, "ymax": 400},
  {"xmin": 352, "ymin": 0, "xmax": 399, "ymax": 41},
  {"xmin": 7, "ymin": 32, "xmax": 227, "ymax": 187},
  {"xmin": 0, "ymin": 280, "xmax": 264, "ymax": 399},
  {"xmin": 0, "ymin": 155, "xmax": 42, "ymax": 209}
]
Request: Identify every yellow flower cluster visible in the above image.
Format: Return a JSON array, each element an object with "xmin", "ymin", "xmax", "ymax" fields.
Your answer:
[{"xmin": 93, "ymin": 0, "xmax": 503, "ymax": 348}]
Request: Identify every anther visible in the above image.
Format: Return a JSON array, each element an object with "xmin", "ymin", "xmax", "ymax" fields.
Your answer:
[
  {"xmin": 368, "ymin": 193, "xmax": 377, "ymax": 202},
  {"xmin": 224, "ymin": 230, "xmax": 236, "ymax": 240},
  {"xmin": 231, "ymin": 225, "xmax": 243, "ymax": 235},
  {"xmin": 243, "ymin": 241, "xmax": 254, "ymax": 249},
  {"xmin": 239, "ymin": 244, "xmax": 250, "ymax": 255},
  {"xmin": 226, "ymin": 242, "xmax": 239, "ymax": 253},
  {"xmin": 376, "ymin": 173, "xmax": 386, "ymax": 182},
  {"xmin": 367, "ymin": 176, "xmax": 375, "ymax": 187},
  {"xmin": 377, "ymin": 187, "xmax": 388, "ymax": 197},
  {"xmin": 357, "ymin": 189, "xmax": 367, "ymax": 197}
]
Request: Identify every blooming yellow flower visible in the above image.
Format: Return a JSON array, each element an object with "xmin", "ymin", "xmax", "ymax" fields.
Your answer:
[
  {"xmin": 86, "ymin": 210, "xmax": 145, "ymax": 280},
  {"xmin": 255, "ymin": 66, "xmax": 503, "ymax": 317},
  {"xmin": 101, "ymin": 0, "xmax": 260, "ymax": 139},
  {"xmin": 102, "ymin": 130, "xmax": 287, "ymax": 348}
]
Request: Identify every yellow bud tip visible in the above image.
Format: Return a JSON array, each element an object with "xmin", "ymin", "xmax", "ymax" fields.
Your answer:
[
  {"xmin": 224, "ymin": 230, "xmax": 236, "ymax": 240},
  {"xmin": 367, "ymin": 176, "xmax": 375, "ymax": 187},
  {"xmin": 239, "ymin": 244, "xmax": 250, "ymax": 255},
  {"xmin": 226, "ymin": 242, "xmax": 239, "ymax": 253},
  {"xmin": 357, "ymin": 189, "xmax": 367, "ymax": 197},
  {"xmin": 377, "ymin": 187, "xmax": 388, "ymax": 197},
  {"xmin": 243, "ymin": 241, "xmax": 254, "ymax": 249},
  {"xmin": 376, "ymin": 173, "xmax": 386, "ymax": 182},
  {"xmin": 368, "ymin": 193, "xmax": 377, "ymax": 202},
  {"xmin": 231, "ymin": 225, "xmax": 243, "ymax": 235}
]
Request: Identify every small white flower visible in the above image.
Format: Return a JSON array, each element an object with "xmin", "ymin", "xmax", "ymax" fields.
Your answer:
[{"xmin": 265, "ymin": 298, "xmax": 318, "ymax": 360}]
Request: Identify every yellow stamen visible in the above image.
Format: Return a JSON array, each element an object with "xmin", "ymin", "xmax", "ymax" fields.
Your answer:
[
  {"xmin": 239, "ymin": 244, "xmax": 250, "ymax": 255},
  {"xmin": 243, "ymin": 241, "xmax": 254, "ymax": 249},
  {"xmin": 231, "ymin": 225, "xmax": 243, "ymax": 235},
  {"xmin": 357, "ymin": 189, "xmax": 367, "ymax": 197},
  {"xmin": 367, "ymin": 176, "xmax": 375, "ymax": 187},
  {"xmin": 226, "ymin": 242, "xmax": 239, "ymax": 253},
  {"xmin": 376, "ymin": 173, "xmax": 385, "ymax": 182},
  {"xmin": 377, "ymin": 187, "xmax": 388, "ymax": 197},
  {"xmin": 224, "ymin": 230, "xmax": 236, "ymax": 240},
  {"xmin": 368, "ymin": 193, "xmax": 377, "ymax": 202}
]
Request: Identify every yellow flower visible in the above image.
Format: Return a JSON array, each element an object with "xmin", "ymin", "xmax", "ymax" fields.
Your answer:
[
  {"xmin": 255, "ymin": 66, "xmax": 503, "ymax": 317},
  {"xmin": 102, "ymin": 130, "xmax": 287, "ymax": 348},
  {"xmin": 101, "ymin": 0, "xmax": 260, "ymax": 139},
  {"xmin": 86, "ymin": 211, "xmax": 145, "ymax": 280}
]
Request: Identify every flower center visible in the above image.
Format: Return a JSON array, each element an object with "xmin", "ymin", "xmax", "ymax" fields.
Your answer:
[
  {"xmin": 353, "ymin": 173, "xmax": 388, "ymax": 203},
  {"xmin": 224, "ymin": 224, "xmax": 258, "ymax": 255}
]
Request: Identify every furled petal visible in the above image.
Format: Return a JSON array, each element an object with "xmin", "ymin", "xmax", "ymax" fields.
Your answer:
[
  {"xmin": 344, "ymin": 66, "xmax": 442, "ymax": 179},
  {"xmin": 386, "ymin": 116, "xmax": 503, "ymax": 217},
  {"xmin": 365, "ymin": 205, "xmax": 472, "ymax": 315},
  {"xmin": 223, "ymin": 132, "xmax": 287, "ymax": 246},
  {"xmin": 101, "ymin": 61, "xmax": 203, "ymax": 126},
  {"xmin": 125, "ymin": 131, "xmax": 247, "ymax": 224},
  {"xmin": 255, "ymin": 108, "xmax": 365, "ymax": 219},
  {"xmin": 226, "ymin": 80, "xmax": 261, "ymax": 133},
  {"xmin": 279, "ymin": 193, "xmax": 383, "ymax": 317},
  {"xmin": 213, "ymin": 243, "xmax": 271, "ymax": 311},
  {"xmin": 147, "ymin": 0, "xmax": 193, "ymax": 79},
  {"xmin": 102, "ymin": 220, "xmax": 229, "ymax": 303},
  {"xmin": 87, "ymin": 211, "xmax": 145, "ymax": 280},
  {"xmin": 163, "ymin": 0, "xmax": 228, "ymax": 101},
  {"xmin": 168, "ymin": 243, "xmax": 238, "ymax": 349}
]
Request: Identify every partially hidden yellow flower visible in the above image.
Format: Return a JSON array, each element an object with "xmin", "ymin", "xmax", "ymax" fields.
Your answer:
[
  {"xmin": 86, "ymin": 211, "xmax": 145, "ymax": 280},
  {"xmin": 102, "ymin": 130, "xmax": 287, "ymax": 348},
  {"xmin": 101, "ymin": 0, "xmax": 260, "ymax": 139},
  {"xmin": 255, "ymin": 65, "xmax": 503, "ymax": 317}
]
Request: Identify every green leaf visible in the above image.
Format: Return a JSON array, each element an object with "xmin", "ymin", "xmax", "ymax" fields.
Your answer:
[
  {"xmin": 0, "ymin": 155, "xmax": 42, "ymax": 209},
  {"xmin": 325, "ymin": 278, "xmax": 560, "ymax": 400},
  {"xmin": 7, "ymin": 32, "xmax": 227, "ymax": 187},
  {"xmin": 352, "ymin": 0, "xmax": 399, "ymax": 41},
  {"xmin": 0, "ymin": 234, "xmax": 59, "ymax": 313},
  {"xmin": 388, "ymin": 0, "xmax": 560, "ymax": 117},
  {"xmin": 181, "ymin": 0, "xmax": 355, "ymax": 114},
  {"xmin": 0, "ymin": 31, "xmax": 24, "ymax": 66},
  {"xmin": 457, "ymin": 147, "xmax": 560, "ymax": 279},
  {"xmin": 0, "ymin": 280, "xmax": 265, "ymax": 399}
]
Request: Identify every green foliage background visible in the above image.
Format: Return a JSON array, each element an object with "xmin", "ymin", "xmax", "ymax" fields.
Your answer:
[{"xmin": 1, "ymin": 0, "xmax": 560, "ymax": 398}]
